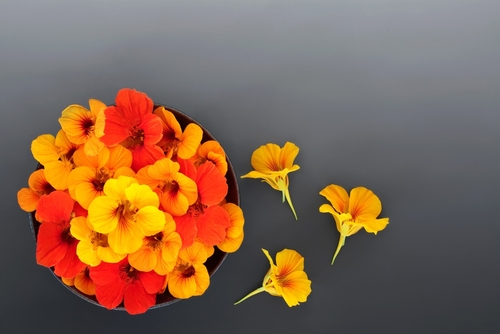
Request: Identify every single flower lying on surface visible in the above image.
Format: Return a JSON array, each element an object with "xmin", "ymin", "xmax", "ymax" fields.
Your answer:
[
  {"xmin": 17, "ymin": 88, "xmax": 245, "ymax": 314},
  {"xmin": 234, "ymin": 248, "xmax": 311, "ymax": 307},
  {"xmin": 319, "ymin": 184, "xmax": 389, "ymax": 265},
  {"xmin": 241, "ymin": 142, "xmax": 300, "ymax": 220}
]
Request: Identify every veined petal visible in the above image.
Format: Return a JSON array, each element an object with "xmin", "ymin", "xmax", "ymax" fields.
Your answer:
[
  {"xmin": 131, "ymin": 144, "xmax": 165, "ymax": 172},
  {"xmin": 125, "ymin": 183, "xmax": 159, "ymax": 209},
  {"xmin": 250, "ymin": 143, "xmax": 281, "ymax": 173},
  {"xmin": 138, "ymin": 270, "xmax": 166, "ymax": 295},
  {"xmin": 17, "ymin": 187, "xmax": 40, "ymax": 212},
  {"xmin": 129, "ymin": 246, "xmax": 158, "ymax": 272},
  {"xmin": 279, "ymin": 142, "xmax": 300, "ymax": 170},
  {"xmin": 44, "ymin": 160, "xmax": 73, "ymax": 190},
  {"xmin": 95, "ymin": 280, "xmax": 126, "ymax": 310},
  {"xmin": 87, "ymin": 196, "xmax": 120, "ymax": 233},
  {"xmin": 141, "ymin": 113, "xmax": 163, "ymax": 146},
  {"xmin": 154, "ymin": 106, "xmax": 182, "ymax": 141},
  {"xmin": 349, "ymin": 187, "xmax": 382, "ymax": 221},
  {"xmin": 160, "ymin": 189, "xmax": 189, "ymax": 216},
  {"xmin": 108, "ymin": 218, "xmax": 144, "ymax": 254},
  {"xmin": 73, "ymin": 146, "xmax": 109, "ymax": 169},
  {"xmin": 319, "ymin": 184, "xmax": 349, "ymax": 214},
  {"xmin": 192, "ymin": 263, "xmax": 210, "ymax": 296},
  {"xmin": 276, "ymin": 249, "xmax": 304, "ymax": 276},
  {"xmin": 179, "ymin": 241, "xmax": 208, "ymax": 264},
  {"xmin": 88, "ymin": 98, "xmax": 106, "ymax": 119},
  {"xmin": 76, "ymin": 239, "xmax": 101, "ymax": 267},
  {"xmin": 96, "ymin": 246, "xmax": 127, "ymax": 264},
  {"xmin": 103, "ymin": 176, "xmax": 137, "ymax": 202},
  {"xmin": 74, "ymin": 269, "xmax": 96, "ymax": 295},
  {"xmin": 106, "ymin": 145, "xmax": 133, "ymax": 172},
  {"xmin": 173, "ymin": 214, "xmax": 197, "ymax": 249},
  {"xmin": 58, "ymin": 105, "xmax": 93, "ymax": 144},
  {"xmin": 55, "ymin": 129, "xmax": 78, "ymax": 156},
  {"xmin": 196, "ymin": 205, "xmax": 230, "ymax": 246},
  {"xmin": 99, "ymin": 106, "xmax": 130, "ymax": 146},
  {"xmin": 54, "ymin": 240, "xmax": 86, "ymax": 278},
  {"xmin": 176, "ymin": 173, "xmax": 198, "ymax": 205},
  {"xmin": 206, "ymin": 152, "xmax": 228, "ymax": 176},
  {"xmin": 115, "ymin": 88, "xmax": 153, "ymax": 123},
  {"xmin": 36, "ymin": 222, "xmax": 68, "ymax": 267},
  {"xmin": 196, "ymin": 161, "xmax": 228, "ymax": 206},
  {"xmin": 217, "ymin": 231, "xmax": 244, "ymax": 253},
  {"xmin": 221, "ymin": 203, "xmax": 245, "ymax": 238},
  {"xmin": 36, "ymin": 191, "xmax": 74, "ymax": 224},
  {"xmin": 31, "ymin": 134, "xmax": 59, "ymax": 165},
  {"xmin": 135, "ymin": 206, "xmax": 166, "ymax": 236},
  {"xmin": 147, "ymin": 158, "xmax": 180, "ymax": 180},
  {"xmin": 168, "ymin": 268, "xmax": 197, "ymax": 299},
  {"xmin": 276, "ymin": 270, "xmax": 312, "ymax": 307},
  {"xmin": 70, "ymin": 216, "xmax": 92, "ymax": 241},
  {"xmin": 178, "ymin": 123, "xmax": 203, "ymax": 160}
]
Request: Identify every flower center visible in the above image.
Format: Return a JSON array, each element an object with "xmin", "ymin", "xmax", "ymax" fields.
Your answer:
[
  {"xmin": 178, "ymin": 263, "xmax": 196, "ymax": 278},
  {"xmin": 124, "ymin": 126, "xmax": 145, "ymax": 148},
  {"xmin": 115, "ymin": 200, "xmax": 135, "ymax": 222},
  {"xmin": 119, "ymin": 263, "xmax": 139, "ymax": 283},
  {"xmin": 145, "ymin": 232, "xmax": 164, "ymax": 250},
  {"xmin": 90, "ymin": 232, "xmax": 109, "ymax": 249},
  {"xmin": 92, "ymin": 169, "xmax": 110, "ymax": 191}
]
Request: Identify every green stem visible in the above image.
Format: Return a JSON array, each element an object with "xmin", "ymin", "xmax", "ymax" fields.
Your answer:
[
  {"xmin": 331, "ymin": 234, "xmax": 346, "ymax": 265},
  {"xmin": 283, "ymin": 187, "xmax": 298, "ymax": 220},
  {"xmin": 234, "ymin": 286, "xmax": 266, "ymax": 305}
]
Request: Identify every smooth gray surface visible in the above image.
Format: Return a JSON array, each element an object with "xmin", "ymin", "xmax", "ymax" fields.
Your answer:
[{"xmin": 1, "ymin": 1, "xmax": 499, "ymax": 333}]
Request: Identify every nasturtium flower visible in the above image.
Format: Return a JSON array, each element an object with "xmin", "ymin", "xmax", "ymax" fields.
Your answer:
[
  {"xmin": 241, "ymin": 142, "xmax": 300, "ymax": 220},
  {"xmin": 319, "ymin": 184, "xmax": 390, "ymax": 265},
  {"xmin": 62, "ymin": 267, "xmax": 96, "ymax": 296},
  {"xmin": 35, "ymin": 191, "xmax": 86, "ymax": 278},
  {"xmin": 58, "ymin": 99, "xmax": 107, "ymax": 156},
  {"xmin": 98, "ymin": 88, "xmax": 164, "ymax": 172},
  {"xmin": 216, "ymin": 203, "xmax": 245, "ymax": 253},
  {"xmin": 174, "ymin": 161, "xmax": 230, "ymax": 248},
  {"xmin": 31, "ymin": 130, "xmax": 79, "ymax": 190},
  {"xmin": 90, "ymin": 257, "xmax": 165, "ymax": 315},
  {"xmin": 136, "ymin": 158, "xmax": 198, "ymax": 217},
  {"xmin": 128, "ymin": 212, "xmax": 182, "ymax": 275},
  {"xmin": 17, "ymin": 169, "xmax": 54, "ymax": 212},
  {"xmin": 154, "ymin": 106, "xmax": 203, "ymax": 160},
  {"xmin": 167, "ymin": 242, "xmax": 210, "ymax": 299},
  {"xmin": 70, "ymin": 216, "xmax": 126, "ymax": 266},
  {"xmin": 68, "ymin": 145, "xmax": 134, "ymax": 209},
  {"xmin": 234, "ymin": 248, "xmax": 312, "ymax": 307},
  {"xmin": 190, "ymin": 140, "xmax": 228, "ymax": 176},
  {"xmin": 87, "ymin": 176, "xmax": 166, "ymax": 254}
]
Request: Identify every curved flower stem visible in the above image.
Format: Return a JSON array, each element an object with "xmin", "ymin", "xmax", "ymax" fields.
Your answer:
[
  {"xmin": 234, "ymin": 286, "xmax": 266, "ymax": 305},
  {"xmin": 283, "ymin": 187, "xmax": 298, "ymax": 220},
  {"xmin": 331, "ymin": 234, "xmax": 346, "ymax": 265}
]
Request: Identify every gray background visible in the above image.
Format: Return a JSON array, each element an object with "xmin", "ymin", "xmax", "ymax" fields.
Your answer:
[{"xmin": 1, "ymin": 0, "xmax": 499, "ymax": 333}]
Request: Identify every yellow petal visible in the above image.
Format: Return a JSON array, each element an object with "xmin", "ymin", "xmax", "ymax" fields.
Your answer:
[
  {"xmin": 125, "ymin": 183, "xmax": 160, "ymax": 209},
  {"xmin": 31, "ymin": 134, "xmax": 58, "ymax": 165},
  {"xmin": 107, "ymin": 218, "xmax": 144, "ymax": 254},
  {"xmin": 319, "ymin": 184, "xmax": 349, "ymax": 214},
  {"xmin": 129, "ymin": 246, "xmax": 158, "ymax": 272},
  {"xmin": 178, "ymin": 123, "xmax": 203, "ymax": 160},
  {"xmin": 135, "ymin": 206, "xmax": 166, "ymax": 236},
  {"xmin": 17, "ymin": 188, "xmax": 40, "ymax": 212},
  {"xmin": 44, "ymin": 160, "xmax": 72, "ymax": 190},
  {"xmin": 349, "ymin": 187, "xmax": 382, "ymax": 221},
  {"xmin": 87, "ymin": 196, "xmax": 120, "ymax": 233},
  {"xmin": 279, "ymin": 142, "xmax": 300, "ymax": 170},
  {"xmin": 276, "ymin": 249, "xmax": 304, "ymax": 276},
  {"xmin": 250, "ymin": 143, "xmax": 281, "ymax": 173}
]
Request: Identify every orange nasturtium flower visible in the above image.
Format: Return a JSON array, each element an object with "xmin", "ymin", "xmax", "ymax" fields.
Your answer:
[
  {"xmin": 62, "ymin": 267, "xmax": 96, "ymax": 296},
  {"xmin": 319, "ymin": 184, "xmax": 390, "ymax": 265},
  {"xmin": 234, "ymin": 248, "xmax": 312, "ymax": 307},
  {"xmin": 241, "ymin": 142, "xmax": 300, "ymax": 220},
  {"xmin": 87, "ymin": 175, "xmax": 166, "ymax": 255},
  {"xmin": 58, "ymin": 99, "xmax": 107, "ymax": 156},
  {"xmin": 154, "ymin": 106, "xmax": 203, "ymax": 160},
  {"xmin": 167, "ymin": 242, "xmax": 210, "ymax": 299},
  {"xmin": 190, "ymin": 140, "xmax": 228, "ymax": 176},
  {"xmin": 216, "ymin": 203, "xmax": 245, "ymax": 253},
  {"xmin": 67, "ymin": 145, "xmax": 135, "ymax": 209},
  {"xmin": 17, "ymin": 169, "xmax": 54, "ymax": 212},
  {"xmin": 30, "ymin": 130, "xmax": 79, "ymax": 190}
]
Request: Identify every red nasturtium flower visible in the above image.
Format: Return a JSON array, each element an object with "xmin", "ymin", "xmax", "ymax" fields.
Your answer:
[
  {"xmin": 35, "ymin": 191, "xmax": 86, "ymax": 278},
  {"xmin": 174, "ymin": 161, "xmax": 230, "ymax": 248},
  {"xmin": 90, "ymin": 257, "xmax": 165, "ymax": 315},
  {"xmin": 97, "ymin": 88, "xmax": 164, "ymax": 172}
]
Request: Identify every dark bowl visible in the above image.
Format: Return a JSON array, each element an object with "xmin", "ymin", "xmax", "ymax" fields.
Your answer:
[{"xmin": 29, "ymin": 103, "xmax": 240, "ymax": 310}]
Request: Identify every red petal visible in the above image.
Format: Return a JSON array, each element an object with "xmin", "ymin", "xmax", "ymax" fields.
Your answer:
[
  {"xmin": 123, "ymin": 280, "xmax": 156, "ymax": 315},
  {"xmin": 115, "ymin": 88, "xmax": 153, "ymax": 125},
  {"xmin": 174, "ymin": 214, "xmax": 197, "ymax": 249},
  {"xmin": 36, "ymin": 222, "xmax": 68, "ymax": 267},
  {"xmin": 53, "ymin": 240, "xmax": 86, "ymax": 278},
  {"xmin": 90, "ymin": 258, "xmax": 126, "ymax": 286},
  {"xmin": 196, "ymin": 205, "xmax": 231, "ymax": 246},
  {"xmin": 100, "ymin": 106, "xmax": 131, "ymax": 145},
  {"xmin": 137, "ymin": 270, "xmax": 165, "ymax": 294},
  {"xmin": 196, "ymin": 162, "xmax": 228, "ymax": 206},
  {"xmin": 131, "ymin": 144, "xmax": 165, "ymax": 172},
  {"xmin": 73, "ymin": 201, "xmax": 88, "ymax": 217},
  {"xmin": 36, "ymin": 191, "xmax": 74, "ymax": 224},
  {"xmin": 95, "ymin": 281, "xmax": 126, "ymax": 310},
  {"xmin": 178, "ymin": 158, "xmax": 197, "ymax": 180},
  {"xmin": 140, "ymin": 113, "xmax": 163, "ymax": 146}
]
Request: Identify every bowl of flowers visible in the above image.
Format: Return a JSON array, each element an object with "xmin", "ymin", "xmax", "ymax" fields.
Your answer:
[{"xmin": 17, "ymin": 88, "xmax": 244, "ymax": 314}]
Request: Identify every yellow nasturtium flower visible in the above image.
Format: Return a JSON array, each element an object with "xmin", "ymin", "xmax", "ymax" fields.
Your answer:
[
  {"xmin": 241, "ymin": 142, "xmax": 300, "ymax": 220},
  {"xmin": 234, "ymin": 248, "xmax": 312, "ymax": 307},
  {"xmin": 319, "ymin": 184, "xmax": 389, "ymax": 265},
  {"xmin": 87, "ymin": 176, "xmax": 166, "ymax": 255}
]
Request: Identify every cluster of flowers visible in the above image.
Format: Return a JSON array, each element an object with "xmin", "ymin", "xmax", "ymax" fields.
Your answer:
[{"xmin": 17, "ymin": 88, "xmax": 244, "ymax": 314}]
